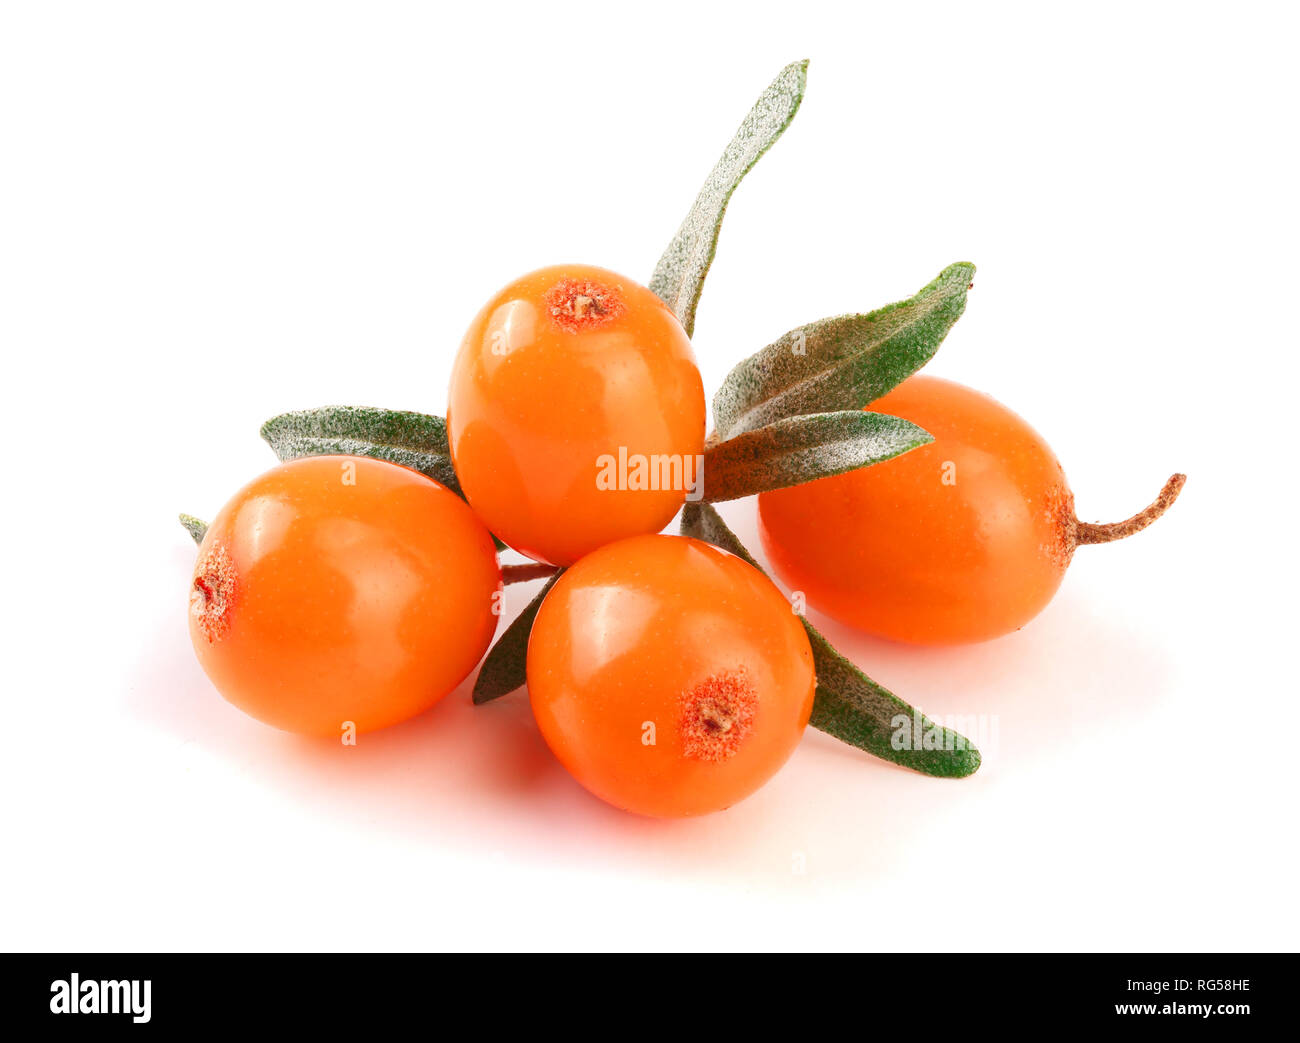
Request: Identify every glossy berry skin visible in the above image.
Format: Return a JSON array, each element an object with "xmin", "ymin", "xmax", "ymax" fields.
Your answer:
[
  {"xmin": 447, "ymin": 264, "xmax": 706, "ymax": 567},
  {"xmin": 527, "ymin": 535, "xmax": 815, "ymax": 817},
  {"xmin": 759, "ymin": 375, "xmax": 1073, "ymax": 645},
  {"xmin": 189, "ymin": 456, "xmax": 501, "ymax": 736}
]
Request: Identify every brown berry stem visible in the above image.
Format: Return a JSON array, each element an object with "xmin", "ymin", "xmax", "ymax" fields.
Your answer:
[
  {"xmin": 502, "ymin": 563, "xmax": 559, "ymax": 584},
  {"xmin": 1073, "ymin": 473, "xmax": 1186, "ymax": 546}
]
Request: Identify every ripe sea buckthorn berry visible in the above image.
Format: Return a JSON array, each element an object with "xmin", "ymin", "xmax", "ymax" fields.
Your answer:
[
  {"xmin": 188, "ymin": 456, "xmax": 501, "ymax": 735},
  {"xmin": 758, "ymin": 375, "xmax": 1185, "ymax": 645},
  {"xmin": 526, "ymin": 534, "xmax": 815, "ymax": 817},
  {"xmin": 447, "ymin": 264, "xmax": 706, "ymax": 567}
]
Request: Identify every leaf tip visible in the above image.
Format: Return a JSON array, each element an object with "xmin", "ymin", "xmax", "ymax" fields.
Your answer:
[
  {"xmin": 945, "ymin": 260, "xmax": 977, "ymax": 288},
  {"xmin": 901, "ymin": 417, "xmax": 935, "ymax": 449},
  {"xmin": 946, "ymin": 744, "xmax": 982, "ymax": 778},
  {"xmin": 472, "ymin": 663, "xmax": 527, "ymax": 705},
  {"xmin": 470, "ymin": 680, "xmax": 508, "ymax": 706},
  {"xmin": 782, "ymin": 59, "xmax": 810, "ymax": 110},
  {"xmin": 179, "ymin": 513, "xmax": 208, "ymax": 546},
  {"xmin": 257, "ymin": 414, "xmax": 283, "ymax": 451}
]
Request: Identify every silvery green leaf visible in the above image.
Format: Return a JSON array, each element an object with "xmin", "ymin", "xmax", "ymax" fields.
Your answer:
[
  {"xmin": 803, "ymin": 628, "xmax": 981, "ymax": 779},
  {"xmin": 714, "ymin": 262, "xmax": 976, "ymax": 439},
  {"xmin": 650, "ymin": 60, "xmax": 808, "ymax": 336},
  {"xmin": 260, "ymin": 405, "xmax": 507, "ymax": 550},
  {"xmin": 700, "ymin": 410, "xmax": 931, "ymax": 502},
  {"xmin": 260, "ymin": 405, "xmax": 461, "ymax": 496}
]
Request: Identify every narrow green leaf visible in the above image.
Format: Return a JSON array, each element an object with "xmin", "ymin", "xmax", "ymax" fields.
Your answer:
[
  {"xmin": 700, "ymin": 410, "xmax": 931, "ymax": 502},
  {"xmin": 473, "ymin": 573, "xmax": 563, "ymax": 705},
  {"xmin": 714, "ymin": 262, "xmax": 976, "ymax": 439},
  {"xmin": 803, "ymin": 628, "xmax": 981, "ymax": 779},
  {"xmin": 179, "ymin": 513, "xmax": 208, "ymax": 546},
  {"xmin": 260, "ymin": 405, "xmax": 461, "ymax": 496},
  {"xmin": 679, "ymin": 502, "xmax": 980, "ymax": 778},
  {"xmin": 650, "ymin": 60, "xmax": 808, "ymax": 337}
]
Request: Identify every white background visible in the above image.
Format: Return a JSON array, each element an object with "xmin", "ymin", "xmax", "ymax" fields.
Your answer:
[{"xmin": 3, "ymin": 2, "xmax": 1297, "ymax": 952}]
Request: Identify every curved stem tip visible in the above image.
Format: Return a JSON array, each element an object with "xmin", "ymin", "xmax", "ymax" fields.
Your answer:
[{"xmin": 1074, "ymin": 473, "xmax": 1186, "ymax": 546}]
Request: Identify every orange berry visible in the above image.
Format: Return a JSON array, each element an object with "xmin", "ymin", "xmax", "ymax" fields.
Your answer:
[
  {"xmin": 447, "ymin": 264, "xmax": 706, "ymax": 567},
  {"xmin": 527, "ymin": 534, "xmax": 815, "ymax": 817},
  {"xmin": 188, "ymin": 456, "xmax": 500, "ymax": 735},
  {"xmin": 758, "ymin": 375, "xmax": 1184, "ymax": 645}
]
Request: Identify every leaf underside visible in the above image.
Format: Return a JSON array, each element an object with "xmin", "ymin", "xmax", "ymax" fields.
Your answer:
[
  {"xmin": 679, "ymin": 502, "xmax": 980, "ymax": 778},
  {"xmin": 701, "ymin": 410, "xmax": 932, "ymax": 502},
  {"xmin": 472, "ymin": 573, "xmax": 563, "ymax": 705},
  {"xmin": 260, "ymin": 405, "xmax": 462, "ymax": 497},
  {"xmin": 650, "ymin": 59, "xmax": 808, "ymax": 337},
  {"xmin": 179, "ymin": 513, "xmax": 208, "ymax": 546},
  {"xmin": 713, "ymin": 261, "xmax": 976, "ymax": 440}
]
